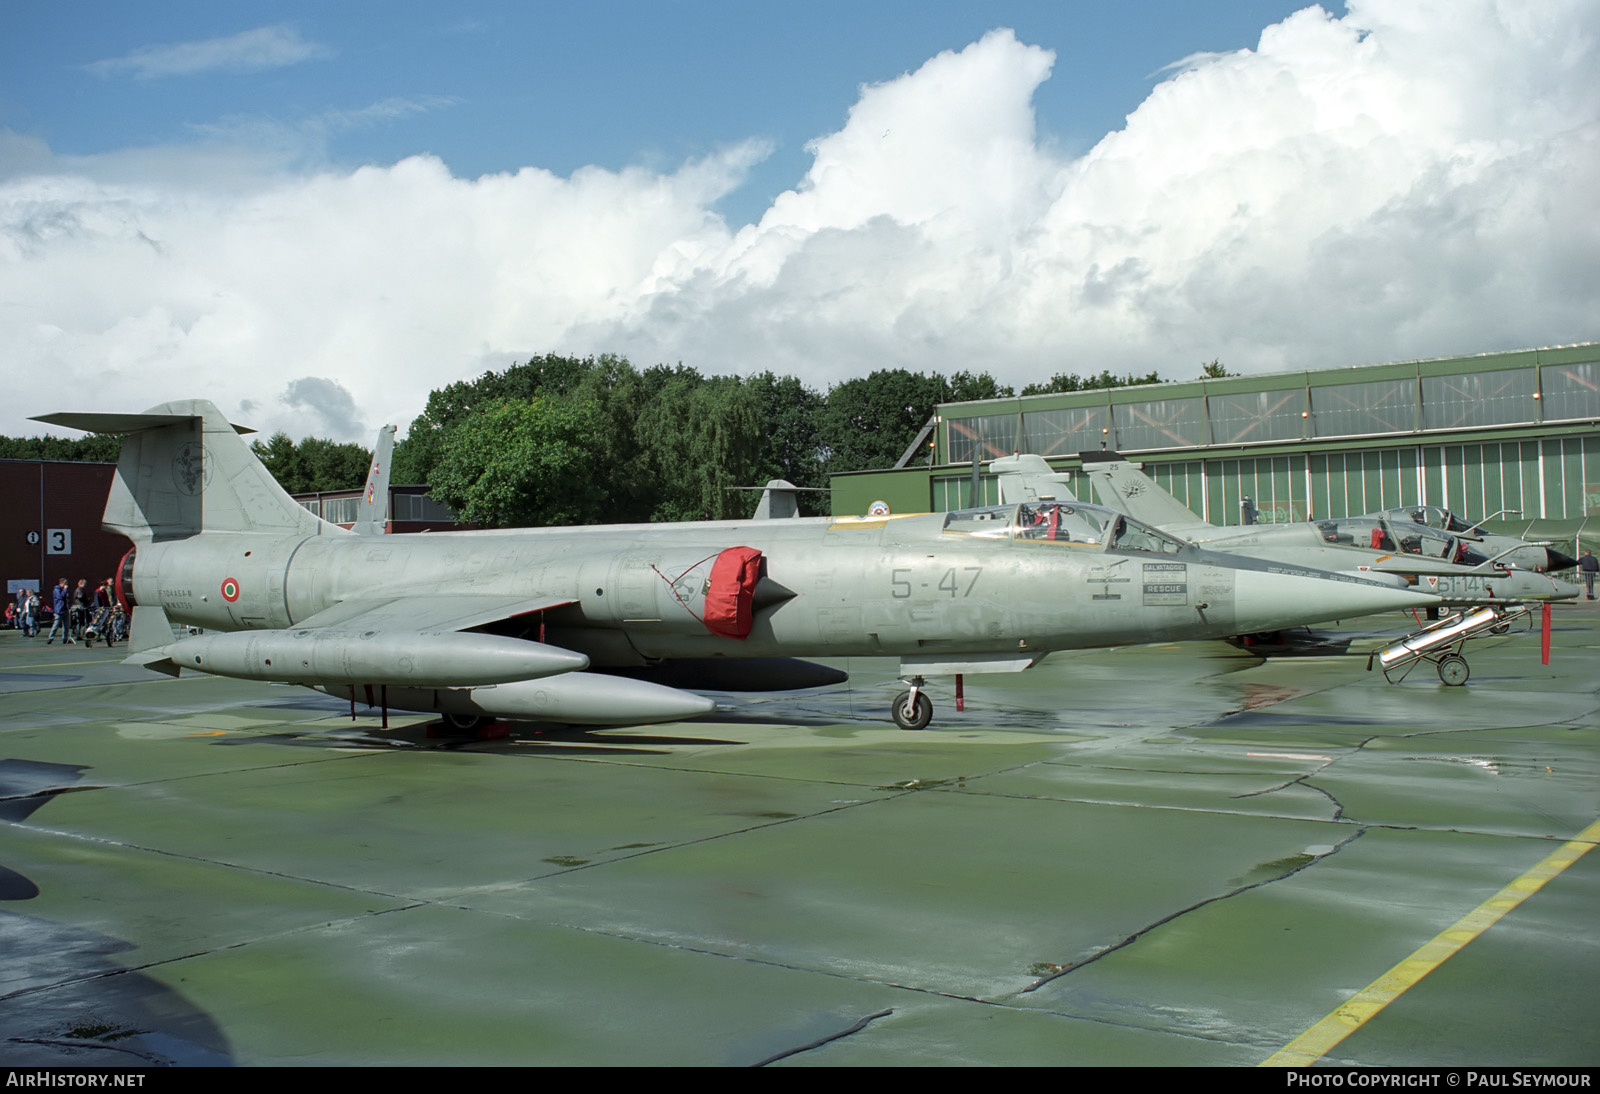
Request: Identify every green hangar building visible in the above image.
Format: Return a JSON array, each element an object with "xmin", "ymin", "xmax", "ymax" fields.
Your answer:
[{"xmin": 831, "ymin": 343, "xmax": 1600, "ymax": 555}]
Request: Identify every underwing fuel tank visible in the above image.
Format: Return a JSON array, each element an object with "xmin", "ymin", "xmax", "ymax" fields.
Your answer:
[
  {"xmin": 164, "ymin": 630, "xmax": 589, "ymax": 686},
  {"xmin": 321, "ymin": 672, "xmax": 718, "ymax": 725}
]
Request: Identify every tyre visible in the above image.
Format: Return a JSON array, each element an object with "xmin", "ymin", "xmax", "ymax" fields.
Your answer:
[
  {"xmin": 441, "ymin": 712, "xmax": 491, "ymax": 734},
  {"xmin": 891, "ymin": 690, "xmax": 933, "ymax": 731}
]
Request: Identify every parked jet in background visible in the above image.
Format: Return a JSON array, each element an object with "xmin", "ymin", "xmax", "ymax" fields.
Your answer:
[
  {"xmin": 991, "ymin": 454, "xmax": 1077, "ymax": 504},
  {"xmin": 37, "ymin": 402, "xmax": 1442, "ymax": 731},
  {"xmin": 738, "ymin": 479, "xmax": 828, "ymax": 520},
  {"xmin": 1074, "ymin": 453, "xmax": 1579, "ymax": 607},
  {"xmin": 1369, "ymin": 505, "xmax": 1575, "ymax": 572}
]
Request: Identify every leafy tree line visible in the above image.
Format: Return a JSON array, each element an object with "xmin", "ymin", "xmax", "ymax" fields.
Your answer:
[
  {"xmin": 390, "ymin": 354, "xmax": 1030, "ymax": 526},
  {"xmin": 0, "ymin": 426, "xmax": 372, "ymax": 494},
  {"xmin": 249, "ymin": 433, "xmax": 374, "ymax": 496},
  {"xmin": 0, "ymin": 434, "xmax": 122, "ymax": 462},
  {"xmin": 2, "ymin": 356, "xmax": 1231, "ymax": 528}
]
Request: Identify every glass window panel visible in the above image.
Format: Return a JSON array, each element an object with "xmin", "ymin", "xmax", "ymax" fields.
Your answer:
[
  {"xmin": 323, "ymin": 497, "xmax": 358, "ymax": 524},
  {"xmin": 1421, "ymin": 368, "xmax": 1535, "ymax": 429},
  {"xmin": 1206, "ymin": 389, "xmax": 1304, "ymax": 444},
  {"xmin": 1111, "ymin": 397, "xmax": 1204, "ymax": 451},
  {"xmin": 1020, "ymin": 406, "xmax": 1110, "ymax": 457},
  {"xmin": 1540, "ymin": 360, "xmax": 1600, "ymax": 421},
  {"xmin": 947, "ymin": 413, "xmax": 1017, "ymax": 463},
  {"xmin": 1311, "ymin": 379, "xmax": 1416, "ymax": 437}
]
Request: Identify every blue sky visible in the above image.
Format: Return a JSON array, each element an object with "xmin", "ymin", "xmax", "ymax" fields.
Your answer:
[
  {"xmin": 3, "ymin": 1, "xmax": 1597, "ymax": 441},
  {"xmin": 5, "ymin": 1, "xmax": 1315, "ymax": 223}
]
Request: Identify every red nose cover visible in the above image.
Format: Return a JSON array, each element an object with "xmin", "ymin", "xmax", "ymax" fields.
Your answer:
[{"xmin": 703, "ymin": 547, "xmax": 762, "ymax": 638}]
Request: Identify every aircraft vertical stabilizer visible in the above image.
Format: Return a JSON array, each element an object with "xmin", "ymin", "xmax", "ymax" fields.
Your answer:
[
  {"xmin": 1079, "ymin": 453, "xmax": 1214, "ymax": 535},
  {"xmin": 991, "ymin": 454, "xmax": 1077, "ymax": 504},
  {"xmin": 353, "ymin": 424, "xmax": 397, "ymax": 535},
  {"xmin": 31, "ymin": 400, "xmax": 345, "ymax": 542}
]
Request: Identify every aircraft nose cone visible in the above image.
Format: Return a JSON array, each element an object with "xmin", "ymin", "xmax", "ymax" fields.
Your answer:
[
  {"xmin": 1545, "ymin": 548, "xmax": 1579, "ymax": 571},
  {"xmin": 1233, "ymin": 569, "xmax": 1438, "ymax": 632},
  {"xmin": 1548, "ymin": 576, "xmax": 1583, "ymax": 600}
]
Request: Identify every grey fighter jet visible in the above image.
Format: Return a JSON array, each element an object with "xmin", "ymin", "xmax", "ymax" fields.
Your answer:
[
  {"xmin": 37, "ymin": 401, "xmax": 1442, "ymax": 731},
  {"xmin": 1369, "ymin": 505, "xmax": 1576, "ymax": 572},
  {"xmin": 1074, "ymin": 453, "xmax": 1580, "ymax": 607}
]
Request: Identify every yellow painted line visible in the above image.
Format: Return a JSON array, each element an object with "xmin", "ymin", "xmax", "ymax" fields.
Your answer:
[
  {"xmin": 0, "ymin": 658, "xmax": 120, "ymax": 671},
  {"xmin": 1263, "ymin": 816, "xmax": 1600, "ymax": 1067}
]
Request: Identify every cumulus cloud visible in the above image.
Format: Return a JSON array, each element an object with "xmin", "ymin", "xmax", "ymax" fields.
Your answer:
[
  {"xmin": 8, "ymin": 1, "xmax": 1598, "ymax": 442},
  {"xmin": 280, "ymin": 377, "xmax": 364, "ymax": 440},
  {"xmin": 86, "ymin": 24, "xmax": 330, "ymax": 80}
]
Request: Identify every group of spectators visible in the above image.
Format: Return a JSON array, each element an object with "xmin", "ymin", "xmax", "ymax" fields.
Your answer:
[{"xmin": 7, "ymin": 578, "xmax": 122, "ymax": 646}]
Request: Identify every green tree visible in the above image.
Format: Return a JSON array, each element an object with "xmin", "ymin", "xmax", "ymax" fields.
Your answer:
[
  {"xmin": 251, "ymin": 432, "xmax": 310, "ymax": 494},
  {"xmin": 946, "ymin": 370, "xmax": 1015, "ymax": 403},
  {"xmin": 817, "ymin": 370, "xmax": 944, "ymax": 474},
  {"xmin": 633, "ymin": 370, "xmax": 766, "ymax": 521},
  {"xmin": 1200, "ymin": 359, "xmax": 1235, "ymax": 379},
  {"xmin": 426, "ymin": 397, "xmax": 606, "ymax": 528},
  {"xmin": 1019, "ymin": 369, "xmax": 1163, "ymax": 397},
  {"xmin": 251, "ymin": 433, "xmax": 370, "ymax": 494},
  {"xmin": 0, "ymin": 433, "xmax": 122, "ymax": 462},
  {"xmin": 748, "ymin": 371, "xmax": 826, "ymax": 513},
  {"xmin": 298, "ymin": 437, "xmax": 373, "ymax": 492}
]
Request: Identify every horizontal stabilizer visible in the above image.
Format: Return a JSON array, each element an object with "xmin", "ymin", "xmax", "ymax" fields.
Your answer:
[
  {"xmin": 123, "ymin": 648, "xmax": 182, "ymax": 677},
  {"xmin": 31, "ymin": 411, "xmax": 251, "ymax": 436},
  {"xmin": 34, "ymin": 400, "xmax": 333, "ymax": 540}
]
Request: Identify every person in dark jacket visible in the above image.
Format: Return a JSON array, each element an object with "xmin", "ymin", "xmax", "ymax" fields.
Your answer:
[
  {"xmin": 46, "ymin": 579, "xmax": 70, "ymax": 643},
  {"xmin": 69, "ymin": 579, "xmax": 90, "ymax": 642}
]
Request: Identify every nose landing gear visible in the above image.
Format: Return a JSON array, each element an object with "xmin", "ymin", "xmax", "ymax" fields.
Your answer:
[{"xmin": 892, "ymin": 676, "xmax": 933, "ymax": 731}]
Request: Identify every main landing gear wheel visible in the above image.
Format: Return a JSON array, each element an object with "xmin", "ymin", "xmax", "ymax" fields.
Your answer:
[
  {"xmin": 1437, "ymin": 655, "xmax": 1470, "ymax": 686},
  {"xmin": 892, "ymin": 690, "xmax": 933, "ymax": 732},
  {"xmin": 441, "ymin": 712, "xmax": 491, "ymax": 734}
]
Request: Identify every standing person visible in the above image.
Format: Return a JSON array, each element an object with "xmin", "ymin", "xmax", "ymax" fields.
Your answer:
[
  {"xmin": 46, "ymin": 578, "xmax": 70, "ymax": 643},
  {"xmin": 87, "ymin": 579, "xmax": 115, "ymax": 647},
  {"xmin": 69, "ymin": 579, "xmax": 90, "ymax": 643},
  {"xmin": 1581, "ymin": 549, "xmax": 1598, "ymax": 601},
  {"xmin": 21, "ymin": 590, "xmax": 39, "ymax": 637}
]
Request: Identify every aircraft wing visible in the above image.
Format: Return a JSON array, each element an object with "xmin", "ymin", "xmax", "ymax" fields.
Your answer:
[
  {"xmin": 1362, "ymin": 555, "xmax": 1513, "ymax": 578},
  {"xmin": 128, "ymin": 594, "xmax": 584, "ymax": 683},
  {"xmin": 288, "ymin": 594, "xmax": 575, "ymax": 632}
]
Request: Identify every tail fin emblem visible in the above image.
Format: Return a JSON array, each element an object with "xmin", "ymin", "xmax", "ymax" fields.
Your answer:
[{"xmin": 172, "ymin": 442, "xmax": 211, "ymax": 496}]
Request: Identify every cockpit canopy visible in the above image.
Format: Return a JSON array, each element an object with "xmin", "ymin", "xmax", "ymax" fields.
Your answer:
[
  {"xmin": 1314, "ymin": 515, "xmax": 1488, "ymax": 565},
  {"xmin": 1378, "ymin": 505, "xmax": 1480, "ymax": 535},
  {"xmin": 942, "ymin": 502, "xmax": 1188, "ymax": 554}
]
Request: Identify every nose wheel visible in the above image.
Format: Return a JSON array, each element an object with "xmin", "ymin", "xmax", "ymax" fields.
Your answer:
[{"xmin": 892, "ymin": 677, "xmax": 933, "ymax": 731}]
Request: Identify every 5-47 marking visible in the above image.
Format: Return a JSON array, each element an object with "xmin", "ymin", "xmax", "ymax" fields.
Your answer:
[{"xmin": 892, "ymin": 566, "xmax": 981, "ymax": 598}]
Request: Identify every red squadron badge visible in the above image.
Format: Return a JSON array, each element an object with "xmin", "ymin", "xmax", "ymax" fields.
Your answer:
[{"xmin": 220, "ymin": 577, "xmax": 241, "ymax": 603}]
